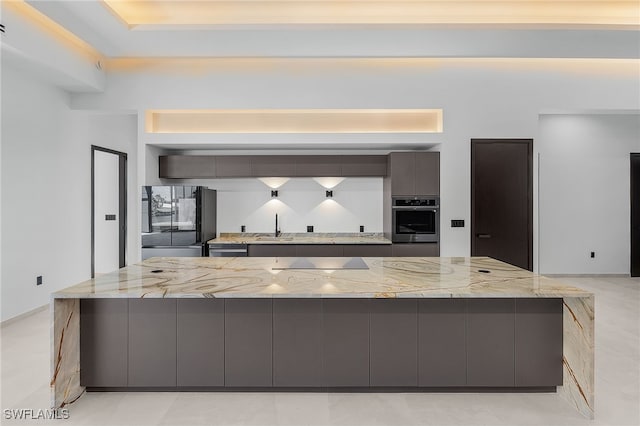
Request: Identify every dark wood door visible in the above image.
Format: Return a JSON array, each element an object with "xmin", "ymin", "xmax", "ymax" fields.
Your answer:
[
  {"xmin": 471, "ymin": 139, "xmax": 533, "ymax": 271},
  {"xmin": 632, "ymin": 154, "xmax": 640, "ymax": 277}
]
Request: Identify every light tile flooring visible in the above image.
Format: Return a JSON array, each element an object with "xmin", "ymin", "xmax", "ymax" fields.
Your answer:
[{"xmin": 1, "ymin": 277, "xmax": 638, "ymax": 426}]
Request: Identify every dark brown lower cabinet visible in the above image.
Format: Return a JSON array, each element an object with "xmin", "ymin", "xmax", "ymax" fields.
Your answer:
[
  {"xmin": 128, "ymin": 299, "xmax": 177, "ymax": 387},
  {"xmin": 176, "ymin": 299, "xmax": 224, "ymax": 387},
  {"xmin": 418, "ymin": 299, "xmax": 466, "ymax": 386},
  {"xmin": 80, "ymin": 299, "xmax": 128, "ymax": 387},
  {"xmin": 323, "ymin": 299, "xmax": 370, "ymax": 386},
  {"xmin": 224, "ymin": 299, "xmax": 273, "ymax": 387},
  {"xmin": 370, "ymin": 299, "xmax": 418, "ymax": 386},
  {"xmin": 248, "ymin": 244, "xmax": 297, "ymax": 257},
  {"xmin": 342, "ymin": 244, "xmax": 392, "ymax": 257},
  {"xmin": 273, "ymin": 299, "xmax": 324, "ymax": 387},
  {"xmin": 80, "ymin": 297, "xmax": 563, "ymax": 390},
  {"xmin": 466, "ymin": 298, "xmax": 515, "ymax": 387},
  {"xmin": 296, "ymin": 244, "xmax": 342, "ymax": 257},
  {"xmin": 515, "ymin": 298, "xmax": 563, "ymax": 386},
  {"xmin": 392, "ymin": 243, "xmax": 439, "ymax": 257}
]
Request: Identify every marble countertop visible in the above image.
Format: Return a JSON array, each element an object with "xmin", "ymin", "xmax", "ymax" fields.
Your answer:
[
  {"xmin": 52, "ymin": 256, "xmax": 591, "ymax": 299},
  {"xmin": 207, "ymin": 233, "xmax": 392, "ymax": 245}
]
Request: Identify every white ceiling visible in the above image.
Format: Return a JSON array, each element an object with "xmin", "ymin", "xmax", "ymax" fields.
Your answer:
[{"xmin": 22, "ymin": 0, "xmax": 640, "ymax": 59}]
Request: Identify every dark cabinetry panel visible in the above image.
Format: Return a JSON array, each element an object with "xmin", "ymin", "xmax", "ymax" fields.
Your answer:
[
  {"xmin": 248, "ymin": 244, "xmax": 297, "ymax": 257},
  {"xmin": 273, "ymin": 299, "xmax": 324, "ymax": 387},
  {"xmin": 515, "ymin": 298, "xmax": 563, "ymax": 386},
  {"xmin": 128, "ymin": 299, "xmax": 177, "ymax": 387},
  {"xmin": 294, "ymin": 155, "xmax": 342, "ymax": 177},
  {"xmin": 296, "ymin": 244, "xmax": 343, "ymax": 257},
  {"xmin": 215, "ymin": 156, "xmax": 252, "ymax": 177},
  {"xmin": 176, "ymin": 299, "xmax": 224, "ymax": 387},
  {"xmin": 251, "ymin": 156, "xmax": 296, "ymax": 177},
  {"xmin": 341, "ymin": 155, "xmax": 387, "ymax": 176},
  {"xmin": 370, "ymin": 299, "xmax": 418, "ymax": 386},
  {"xmin": 392, "ymin": 243, "xmax": 439, "ymax": 257},
  {"xmin": 388, "ymin": 152, "xmax": 440, "ymax": 196},
  {"xmin": 80, "ymin": 299, "xmax": 128, "ymax": 387},
  {"xmin": 342, "ymin": 244, "xmax": 392, "ymax": 257},
  {"xmin": 323, "ymin": 299, "xmax": 370, "ymax": 386},
  {"xmin": 467, "ymin": 298, "xmax": 515, "ymax": 387},
  {"xmin": 159, "ymin": 155, "xmax": 216, "ymax": 179},
  {"xmin": 225, "ymin": 299, "xmax": 272, "ymax": 387},
  {"xmin": 418, "ymin": 299, "xmax": 466, "ymax": 386},
  {"xmin": 415, "ymin": 152, "xmax": 440, "ymax": 196}
]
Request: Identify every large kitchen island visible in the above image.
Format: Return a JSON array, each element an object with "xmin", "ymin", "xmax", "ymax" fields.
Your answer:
[{"xmin": 50, "ymin": 257, "xmax": 594, "ymax": 419}]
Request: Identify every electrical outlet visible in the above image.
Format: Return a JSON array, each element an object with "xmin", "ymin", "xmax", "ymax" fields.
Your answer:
[
  {"xmin": 590, "ymin": 251, "xmax": 595, "ymax": 258},
  {"xmin": 241, "ymin": 225, "xmax": 246, "ymax": 232},
  {"xmin": 360, "ymin": 225, "xmax": 365, "ymax": 232},
  {"xmin": 36, "ymin": 276, "xmax": 43, "ymax": 286},
  {"xmin": 307, "ymin": 225, "xmax": 314, "ymax": 232}
]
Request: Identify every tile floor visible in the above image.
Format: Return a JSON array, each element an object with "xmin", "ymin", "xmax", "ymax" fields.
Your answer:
[{"xmin": 1, "ymin": 277, "xmax": 638, "ymax": 426}]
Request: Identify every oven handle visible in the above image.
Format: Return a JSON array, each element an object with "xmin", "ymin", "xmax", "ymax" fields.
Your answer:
[{"xmin": 392, "ymin": 206, "xmax": 439, "ymax": 211}]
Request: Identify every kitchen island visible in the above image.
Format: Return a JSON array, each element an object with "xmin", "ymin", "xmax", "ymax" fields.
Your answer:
[{"xmin": 51, "ymin": 257, "xmax": 593, "ymax": 419}]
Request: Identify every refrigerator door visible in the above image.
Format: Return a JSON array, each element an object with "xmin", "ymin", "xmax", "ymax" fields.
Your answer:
[
  {"xmin": 171, "ymin": 186, "xmax": 199, "ymax": 246},
  {"xmin": 141, "ymin": 186, "xmax": 172, "ymax": 246}
]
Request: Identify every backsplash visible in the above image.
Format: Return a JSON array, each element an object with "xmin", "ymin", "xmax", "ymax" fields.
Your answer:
[{"xmin": 203, "ymin": 177, "xmax": 383, "ymax": 234}]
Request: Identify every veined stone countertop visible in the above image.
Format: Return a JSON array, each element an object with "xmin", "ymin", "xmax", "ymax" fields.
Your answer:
[
  {"xmin": 207, "ymin": 233, "xmax": 392, "ymax": 245},
  {"xmin": 52, "ymin": 256, "xmax": 591, "ymax": 299}
]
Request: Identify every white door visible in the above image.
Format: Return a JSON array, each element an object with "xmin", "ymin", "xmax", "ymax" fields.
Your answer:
[{"xmin": 94, "ymin": 150, "xmax": 120, "ymax": 274}]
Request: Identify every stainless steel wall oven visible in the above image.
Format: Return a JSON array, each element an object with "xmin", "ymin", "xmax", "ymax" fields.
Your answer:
[{"xmin": 392, "ymin": 196, "xmax": 439, "ymax": 243}]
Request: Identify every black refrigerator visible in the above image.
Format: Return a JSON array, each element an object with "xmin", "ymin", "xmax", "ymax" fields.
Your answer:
[{"xmin": 141, "ymin": 186, "xmax": 217, "ymax": 260}]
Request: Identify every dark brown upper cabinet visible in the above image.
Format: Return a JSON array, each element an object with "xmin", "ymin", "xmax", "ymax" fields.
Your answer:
[
  {"xmin": 251, "ymin": 156, "xmax": 296, "ymax": 177},
  {"xmin": 215, "ymin": 156, "xmax": 252, "ymax": 177},
  {"xmin": 341, "ymin": 155, "xmax": 388, "ymax": 177},
  {"xmin": 294, "ymin": 155, "xmax": 342, "ymax": 177},
  {"xmin": 388, "ymin": 152, "xmax": 440, "ymax": 196},
  {"xmin": 159, "ymin": 155, "xmax": 216, "ymax": 179}
]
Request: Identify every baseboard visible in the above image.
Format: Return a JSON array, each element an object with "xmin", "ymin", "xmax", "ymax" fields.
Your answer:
[{"xmin": 1, "ymin": 304, "xmax": 48, "ymax": 328}]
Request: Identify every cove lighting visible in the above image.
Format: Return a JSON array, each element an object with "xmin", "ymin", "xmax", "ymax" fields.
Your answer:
[
  {"xmin": 102, "ymin": 1, "xmax": 639, "ymax": 28},
  {"xmin": 146, "ymin": 109, "xmax": 442, "ymax": 134}
]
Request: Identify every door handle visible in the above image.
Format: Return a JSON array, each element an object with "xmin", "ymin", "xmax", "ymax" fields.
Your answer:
[{"xmin": 476, "ymin": 234, "xmax": 492, "ymax": 239}]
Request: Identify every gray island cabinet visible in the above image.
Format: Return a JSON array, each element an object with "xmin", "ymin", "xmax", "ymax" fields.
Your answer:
[
  {"xmin": 79, "ymin": 296, "xmax": 562, "ymax": 390},
  {"xmin": 53, "ymin": 257, "xmax": 593, "ymax": 419}
]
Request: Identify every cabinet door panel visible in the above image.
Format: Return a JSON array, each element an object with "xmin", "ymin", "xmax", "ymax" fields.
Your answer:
[
  {"xmin": 159, "ymin": 155, "xmax": 216, "ymax": 179},
  {"xmin": 225, "ymin": 299, "xmax": 273, "ymax": 387},
  {"xmin": 248, "ymin": 244, "xmax": 297, "ymax": 257},
  {"xmin": 515, "ymin": 298, "xmax": 563, "ymax": 386},
  {"xmin": 80, "ymin": 299, "xmax": 128, "ymax": 387},
  {"xmin": 128, "ymin": 299, "xmax": 177, "ymax": 387},
  {"xmin": 296, "ymin": 245, "xmax": 343, "ymax": 257},
  {"xmin": 418, "ymin": 299, "xmax": 466, "ymax": 386},
  {"xmin": 177, "ymin": 299, "xmax": 224, "ymax": 387},
  {"xmin": 370, "ymin": 299, "xmax": 418, "ymax": 386},
  {"xmin": 294, "ymin": 156, "xmax": 342, "ymax": 177},
  {"xmin": 389, "ymin": 152, "xmax": 415, "ymax": 195},
  {"xmin": 215, "ymin": 156, "xmax": 252, "ymax": 177},
  {"xmin": 342, "ymin": 244, "xmax": 392, "ymax": 257},
  {"xmin": 392, "ymin": 243, "xmax": 439, "ymax": 257},
  {"xmin": 273, "ymin": 299, "xmax": 324, "ymax": 387},
  {"xmin": 414, "ymin": 152, "xmax": 440, "ymax": 196},
  {"xmin": 341, "ymin": 156, "xmax": 387, "ymax": 176},
  {"xmin": 323, "ymin": 299, "xmax": 370, "ymax": 387},
  {"xmin": 251, "ymin": 156, "xmax": 296, "ymax": 177},
  {"xmin": 467, "ymin": 298, "xmax": 515, "ymax": 387}
]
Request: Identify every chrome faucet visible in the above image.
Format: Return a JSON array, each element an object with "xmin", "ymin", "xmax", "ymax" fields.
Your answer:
[{"xmin": 275, "ymin": 214, "xmax": 281, "ymax": 237}]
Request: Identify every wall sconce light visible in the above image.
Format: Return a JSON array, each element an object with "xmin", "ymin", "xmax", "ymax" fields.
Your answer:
[
  {"xmin": 271, "ymin": 190, "xmax": 279, "ymax": 198},
  {"xmin": 325, "ymin": 190, "xmax": 333, "ymax": 198}
]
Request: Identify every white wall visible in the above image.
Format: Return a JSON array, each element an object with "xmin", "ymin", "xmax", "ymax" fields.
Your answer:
[
  {"xmin": 1, "ymin": 63, "xmax": 137, "ymax": 321},
  {"xmin": 163, "ymin": 177, "xmax": 382, "ymax": 234},
  {"xmin": 537, "ymin": 114, "xmax": 640, "ymax": 274}
]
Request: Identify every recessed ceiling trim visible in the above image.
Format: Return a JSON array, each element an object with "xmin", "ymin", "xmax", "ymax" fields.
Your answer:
[
  {"xmin": 145, "ymin": 109, "xmax": 443, "ymax": 134},
  {"xmin": 102, "ymin": 0, "xmax": 640, "ymax": 28}
]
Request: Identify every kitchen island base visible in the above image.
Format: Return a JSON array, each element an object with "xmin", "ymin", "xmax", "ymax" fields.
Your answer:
[{"xmin": 50, "ymin": 257, "xmax": 594, "ymax": 419}]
